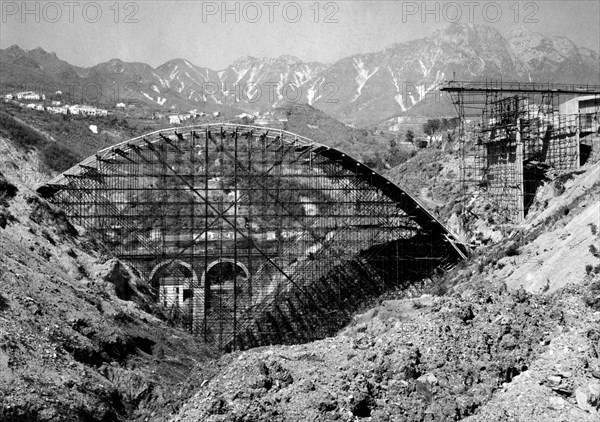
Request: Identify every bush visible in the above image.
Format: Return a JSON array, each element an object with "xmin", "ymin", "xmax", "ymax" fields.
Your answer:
[
  {"xmin": 387, "ymin": 148, "xmax": 415, "ymax": 167},
  {"xmin": 0, "ymin": 110, "xmax": 81, "ymax": 173},
  {"xmin": 584, "ymin": 280, "xmax": 600, "ymax": 311},
  {"xmin": 0, "ymin": 173, "xmax": 18, "ymax": 205},
  {"xmin": 0, "ymin": 110, "xmax": 46, "ymax": 151},
  {"xmin": 40, "ymin": 142, "xmax": 81, "ymax": 173},
  {"xmin": 591, "ymin": 245, "xmax": 600, "ymax": 259},
  {"xmin": 505, "ymin": 244, "xmax": 520, "ymax": 257}
]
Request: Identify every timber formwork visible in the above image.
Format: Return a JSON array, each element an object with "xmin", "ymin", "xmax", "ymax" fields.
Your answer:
[
  {"xmin": 441, "ymin": 81, "xmax": 600, "ymax": 223},
  {"xmin": 37, "ymin": 124, "xmax": 467, "ymax": 351}
]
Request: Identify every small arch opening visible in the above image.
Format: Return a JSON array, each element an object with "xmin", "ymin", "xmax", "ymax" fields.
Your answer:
[
  {"xmin": 150, "ymin": 260, "xmax": 198, "ymax": 329},
  {"xmin": 202, "ymin": 259, "xmax": 250, "ymax": 344}
]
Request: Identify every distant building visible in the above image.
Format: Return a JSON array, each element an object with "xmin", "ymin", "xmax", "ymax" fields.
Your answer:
[
  {"xmin": 560, "ymin": 95, "xmax": 600, "ymax": 134},
  {"xmin": 16, "ymin": 91, "xmax": 44, "ymax": 100},
  {"xmin": 47, "ymin": 106, "xmax": 68, "ymax": 115},
  {"xmin": 116, "ymin": 102, "xmax": 126, "ymax": 109},
  {"xmin": 80, "ymin": 105, "xmax": 97, "ymax": 116},
  {"xmin": 169, "ymin": 115, "xmax": 181, "ymax": 125},
  {"xmin": 68, "ymin": 104, "xmax": 108, "ymax": 117}
]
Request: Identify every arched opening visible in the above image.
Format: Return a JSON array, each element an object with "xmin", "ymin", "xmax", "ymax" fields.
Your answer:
[
  {"xmin": 149, "ymin": 260, "xmax": 199, "ymax": 329},
  {"xmin": 201, "ymin": 259, "xmax": 250, "ymax": 344}
]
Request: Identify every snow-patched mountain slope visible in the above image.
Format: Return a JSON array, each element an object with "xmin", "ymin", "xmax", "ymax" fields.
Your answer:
[{"xmin": 1, "ymin": 23, "xmax": 598, "ymax": 126}]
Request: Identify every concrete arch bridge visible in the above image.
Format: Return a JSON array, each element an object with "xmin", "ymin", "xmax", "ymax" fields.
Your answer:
[{"xmin": 37, "ymin": 124, "xmax": 467, "ymax": 351}]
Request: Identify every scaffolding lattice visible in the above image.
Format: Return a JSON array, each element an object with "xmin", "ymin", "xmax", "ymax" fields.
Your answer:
[
  {"xmin": 37, "ymin": 124, "xmax": 466, "ymax": 351},
  {"xmin": 442, "ymin": 81, "xmax": 600, "ymax": 223}
]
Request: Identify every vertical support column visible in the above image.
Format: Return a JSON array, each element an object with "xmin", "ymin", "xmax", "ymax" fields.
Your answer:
[
  {"xmin": 246, "ymin": 131, "xmax": 253, "ymax": 307},
  {"xmin": 516, "ymin": 118, "xmax": 525, "ymax": 222},
  {"xmin": 189, "ymin": 131, "xmax": 195, "ymax": 332},
  {"xmin": 455, "ymin": 90, "xmax": 468, "ymax": 229},
  {"xmin": 233, "ymin": 128, "xmax": 238, "ymax": 350},
  {"xmin": 203, "ymin": 128, "xmax": 210, "ymax": 339},
  {"xmin": 575, "ymin": 114, "xmax": 581, "ymax": 169}
]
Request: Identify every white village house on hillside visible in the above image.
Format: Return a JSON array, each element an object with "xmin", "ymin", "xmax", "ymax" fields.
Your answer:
[{"xmin": 14, "ymin": 91, "xmax": 45, "ymax": 100}]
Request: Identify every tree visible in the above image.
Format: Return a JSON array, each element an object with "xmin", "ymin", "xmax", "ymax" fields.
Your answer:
[
  {"xmin": 406, "ymin": 130, "xmax": 415, "ymax": 145},
  {"xmin": 387, "ymin": 137, "xmax": 402, "ymax": 166},
  {"xmin": 423, "ymin": 119, "xmax": 441, "ymax": 137}
]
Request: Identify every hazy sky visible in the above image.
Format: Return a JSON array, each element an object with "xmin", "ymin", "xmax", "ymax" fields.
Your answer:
[{"xmin": 1, "ymin": 1, "xmax": 599, "ymax": 69}]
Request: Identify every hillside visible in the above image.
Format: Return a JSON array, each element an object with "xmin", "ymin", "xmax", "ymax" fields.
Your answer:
[
  {"xmin": 0, "ymin": 101, "xmax": 258, "ymax": 174},
  {"xmin": 279, "ymin": 104, "xmax": 414, "ymax": 170},
  {"xmin": 0, "ymin": 101, "xmax": 413, "ymax": 175}
]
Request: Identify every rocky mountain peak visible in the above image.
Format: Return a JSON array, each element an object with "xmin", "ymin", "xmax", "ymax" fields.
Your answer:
[
  {"xmin": 230, "ymin": 55, "xmax": 259, "ymax": 68},
  {"xmin": 230, "ymin": 54, "xmax": 306, "ymax": 69},
  {"xmin": 437, "ymin": 22, "xmax": 503, "ymax": 42},
  {"xmin": 31, "ymin": 46, "xmax": 50, "ymax": 55},
  {"xmin": 6, "ymin": 44, "xmax": 24, "ymax": 53},
  {"xmin": 273, "ymin": 54, "xmax": 303, "ymax": 65},
  {"xmin": 157, "ymin": 58, "xmax": 195, "ymax": 70}
]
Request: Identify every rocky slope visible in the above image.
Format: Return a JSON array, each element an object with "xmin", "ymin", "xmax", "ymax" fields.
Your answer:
[
  {"xmin": 2, "ymin": 23, "xmax": 598, "ymax": 126},
  {"xmin": 170, "ymin": 283, "xmax": 599, "ymax": 422}
]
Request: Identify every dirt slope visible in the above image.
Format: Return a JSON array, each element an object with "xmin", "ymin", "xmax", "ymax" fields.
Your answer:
[
  {"xmin": 170, "ymin": 284, "xmax": 599, "ymax": 422},
  {"xmin": 496, "ymin": 163, "xmax": 600, "ymax": 293}
]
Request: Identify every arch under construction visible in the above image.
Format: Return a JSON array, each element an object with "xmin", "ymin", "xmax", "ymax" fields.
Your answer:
[{"xmin": 37, "ymin": 124, "xmax": 467, "ymax": 351}]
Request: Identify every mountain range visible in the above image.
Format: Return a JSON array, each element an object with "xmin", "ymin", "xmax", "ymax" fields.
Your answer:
[{"xmin": 1, "ymin": 23, "xmax": 598, "ymax": 127}]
